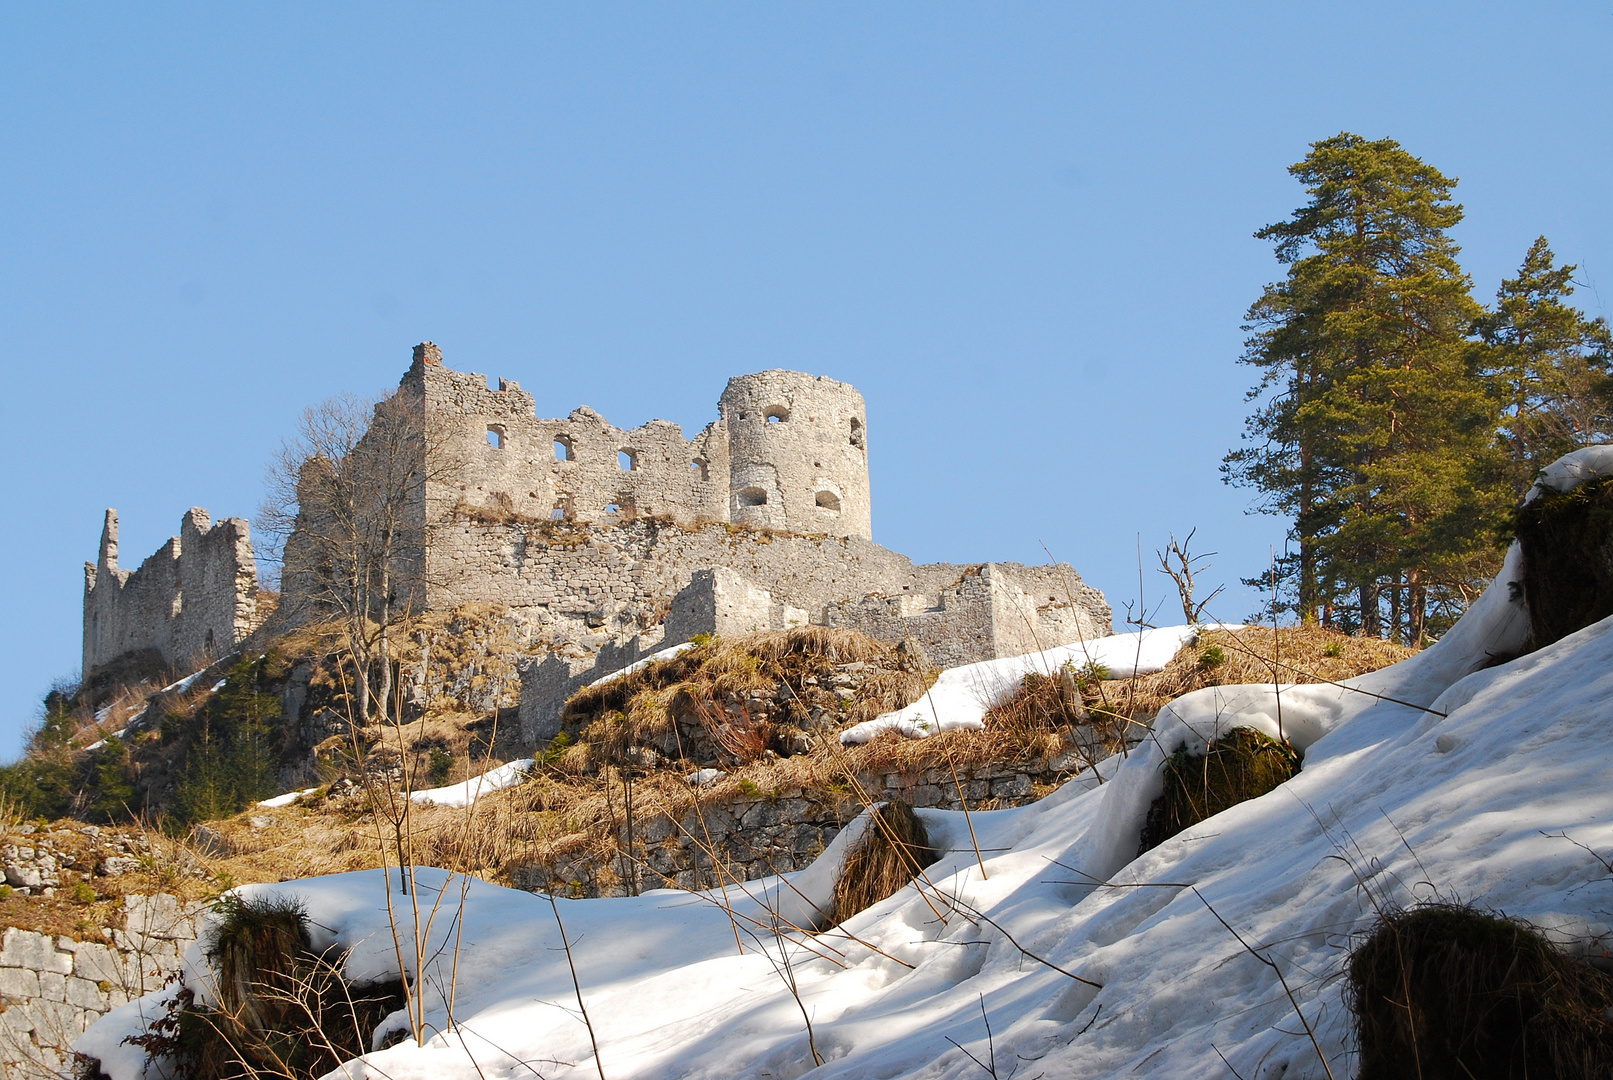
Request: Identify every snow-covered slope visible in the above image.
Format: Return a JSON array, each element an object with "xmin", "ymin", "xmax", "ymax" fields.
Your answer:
[{"xmin": 80, "ymin": 540, "xmax": 1613, "ymax": 1080}]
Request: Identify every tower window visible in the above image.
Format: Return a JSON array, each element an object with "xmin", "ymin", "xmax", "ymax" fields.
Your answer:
[
  {"xmin": 738, "ymin": 487, "xmax": 768, "ymax": 507},
  {"xmin": 691, "ymin": 458, "xmax": 709, "ymax": 482},
  {"xmin": 765, "ymin": 405, "xmax": 790, "ymax": 424},
  {"xmin": 619, "ymin": 449, "xmax": 637, "ymax": 471},
  {"xmin": 850, "ymin": 417, "xmax": 865, "ymax": 449},
  {"xmin": 554, "ymin": 435, "xmax": 574, "ymax": 461},
  {"xmin": 815, "ymin": 491, "xmax": 842, "ymax": 512},
  {"xmin": 487, "ymin": 426, "xmax": 505, "ymax": 450}
]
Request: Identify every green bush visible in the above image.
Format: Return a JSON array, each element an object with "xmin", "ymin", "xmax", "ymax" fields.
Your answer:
[
  {"xmin": 427, "ymin": 746, "xmax": 453, "ymax": 785},
  {"xmin": 173, "ymin": 658, "xmax": 286, "ymax": 825},
  {"xmin": 1197, "ymin": 645, "xmax": 1226, "ymax": 669}
]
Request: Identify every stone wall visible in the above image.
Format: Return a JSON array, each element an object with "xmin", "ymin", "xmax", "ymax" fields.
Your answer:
[
  {"xmin": 505, "ymin": 526, "xmax": 1110, "ymax": 743},
  {"xmin": 0, "ymin": 895, "xmax": 202, "ymax": 1077},
  {"xmin": 440, "ymin": 517, "xmax": 1106, "ymax": 657},
  {"xmin": 82, "ymin": 507, "xmax": 263, "ymax": 677},
  {"xmin": 517, "ymin": 752, "xmax": 1088, "ymax": 899}
]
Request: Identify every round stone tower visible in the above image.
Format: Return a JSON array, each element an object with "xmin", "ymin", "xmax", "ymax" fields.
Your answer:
[{"xmin": 720, "ymin": 370, "xmax": 871, "ymax": 540}]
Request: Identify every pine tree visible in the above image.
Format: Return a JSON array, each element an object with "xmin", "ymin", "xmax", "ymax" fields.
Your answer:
[
  {"xmin": 1475, "ymin": 236, "xmax": 1613, "ymax": 494},
  {"xmin": 1225, "ymin": 133, "xmax": 1507, "ymax": 641}
]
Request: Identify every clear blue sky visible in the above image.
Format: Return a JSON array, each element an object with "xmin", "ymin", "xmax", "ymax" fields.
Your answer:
[{"xmin": 2, "ymin": 4, "xmax": 1608, "ymax": 754}]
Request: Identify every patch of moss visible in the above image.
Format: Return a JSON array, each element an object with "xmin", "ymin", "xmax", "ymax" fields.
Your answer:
[
  {"xmin": 1348, "ymin": 903, "xmax": 1613, "ymax": 1079},
  {"xmin": 1138, "ymin": 727, "xmax": 1300, "ymax": 854}
]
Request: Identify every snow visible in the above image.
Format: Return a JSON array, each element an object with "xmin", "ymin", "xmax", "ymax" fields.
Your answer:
[
  {"xmin": 78, "ymin": 452, "xmax": 1613, "ymax": 1080},
  {"xmin": 840, "ymin": 624, "xmax": 1205, "ymax": 743},
  {"xmin": 158, "ymin": 669, "xmax": 213, "ymax": 694},
  {"xmin": 1525, "ymin": 442, "xmax": 1613, "ymax": 502},
  {"xmin": 587, "ymin": 640, "xmax": 697, "ymax": 689},
  {"xmin": 258, "ymin": 787, "xmax": 319, "ymax": 808},
  {"xmin": 408, "ymin": 760, "xmax": 534, "ymax": 808}
]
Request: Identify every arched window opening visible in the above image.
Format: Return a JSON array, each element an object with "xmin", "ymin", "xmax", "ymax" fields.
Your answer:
[
  {"xmin": 618, "ymin": 449, "xmax": 637, "ymax": 471},
  {"xmin": 554, "ymin": 435, "xmax": 574, "ymax": 461},
  {"xmin": 738, "ymin": 487, "xmax": 768, "ymax": 507},
  {"xmin": 765, "ymin": 405, "xmax": 790, "ymax": 424},
  {"xmin": 815, "ymin": 491, "xmax": 842, "ymax": 512},
  {"xmin": 487, "ymin": 426, "xmax": 505, "ymax": 450},
  {"xmin": 691, "ymin": 458, "xmax": 709, "ymax": 482},
  {"xmin": 850, "ymin": 417, "xmax": 865, "ymax": 450},
  {"xmin": 551, "ymin": 494, "xmax": 573, "ymax": 521}
]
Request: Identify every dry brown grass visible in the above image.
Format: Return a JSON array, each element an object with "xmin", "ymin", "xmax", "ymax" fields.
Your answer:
[
  {"xmin": 7, "ymin": 622, "xmax": 1421, "ymax": 919},
  {"xmin": 828, "ymin": 799, "xmax": 937, "ymax": 926},
  {"xmin": 561, "ymin": 626, "xmax": 935, "ymax": 771},
  {"xmin": 999, "ymin": 624, "xmax": 1419, "ymax": 735}
]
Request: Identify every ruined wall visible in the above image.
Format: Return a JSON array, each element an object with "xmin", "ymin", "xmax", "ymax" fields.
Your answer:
[
  {"xmin": 403, "ymin": 344, "xmax": 871, "ymax": 541},
  {"xmin": 429, "ymin": 516, "xmax": 1110, "ymax": 658},
  {"xmin": 83, "ymin": 509, "xmax": 262, "ymax": 676},
  {"xmin": 408, "ymin": 342, "xmax": 732, "ymax": 529},
  {"xmin": 508, "ymin": 538, "xmax": 1112, "ymax": 743},
  {"xmin": 515, "ymin": 751, "xmax": 1089, "ymax": 899}
]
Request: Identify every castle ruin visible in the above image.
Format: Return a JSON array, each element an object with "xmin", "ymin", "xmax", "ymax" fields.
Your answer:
[{"xmin": 84, "ymin": 343, "xmax": 1112, "ymax": 742}]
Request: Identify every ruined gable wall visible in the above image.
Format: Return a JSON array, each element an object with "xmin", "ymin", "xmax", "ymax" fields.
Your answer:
[{"xmin": 82, "ymin": 509, "xmax": 261, "ymax": 675}]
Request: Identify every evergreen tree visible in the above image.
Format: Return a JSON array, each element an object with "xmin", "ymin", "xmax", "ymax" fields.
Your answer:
[
  {"xmin": 1225, "ymin": 133, "xmax": 1508, "ymax": 641},
  {"xmin": 174, "ymin": 658, "xmax": 283, "ymax": 823},
  {"xmin": 1475, "ymin": 236, "xmax": 1613, "ymax": 494}
]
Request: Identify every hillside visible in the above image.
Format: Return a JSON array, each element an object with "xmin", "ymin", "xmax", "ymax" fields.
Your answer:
[{"xmin": 70, "ymin": 451, "xmax": 1613, "ymax": 1079}]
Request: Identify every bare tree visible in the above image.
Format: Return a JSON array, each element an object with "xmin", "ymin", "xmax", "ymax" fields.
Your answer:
[
  {"xmin": 258, "ymin": 389, "xmax": 431, "ymax": 724},
  {"xmin": 1157, "ymin": 528, "xmax": 1224, "ymax": 625}
]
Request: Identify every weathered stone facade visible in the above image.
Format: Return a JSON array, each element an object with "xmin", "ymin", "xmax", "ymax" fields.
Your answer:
[
  {"xmin": 517, "ymin": 556, "xmax": 1108, "ymax": 743},
  {"xmin": 0, "ymin": 895, "xmax": 202, "ymax": 1077},
  {"xmin": 82, "ymin": 508, "xmax": 263, "ymax": 678}
]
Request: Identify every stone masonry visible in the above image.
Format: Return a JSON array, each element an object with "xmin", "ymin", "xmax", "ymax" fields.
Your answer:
[
  {"xmin": 82, "ymin": 508, "xmax": 264, "ymax": 678},
  {"xmin": 0, "ymin": 895, "xmax": 203, "ymax": 1077}
]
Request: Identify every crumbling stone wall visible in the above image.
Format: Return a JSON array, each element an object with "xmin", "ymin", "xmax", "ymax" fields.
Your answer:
[
  {"xmin": 517, "ymin": 558, "xmax": 1110, "ymax": 743},
  {"xmin": 406, "ymin": 344, "xmax": 872, "ymax": 540},
  {"xmin": 517, "ymin": 752, "xmax": 1087, "ymax": 898},
  {"xmin": 0, "ymin": 895, "xmax": 202, "ymax": 1077},
  {"xmin": 82, "ymin": 508, "xmax": 263, "ymax": 677}
]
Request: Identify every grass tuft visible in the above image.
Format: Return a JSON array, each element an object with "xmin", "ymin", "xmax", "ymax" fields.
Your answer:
[
  {"xmin": 828, "ymin": 799, "xmax": 938, "ymax": 927},
  {"xmin": 1348, "ymin": 903, "xmax": 1613, "ymax": 1079}
]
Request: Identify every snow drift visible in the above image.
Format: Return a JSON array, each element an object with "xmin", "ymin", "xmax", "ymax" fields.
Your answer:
[{"xmin": 81, "ymin": 495, "xmax": 1613, "ymax": 1080}]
